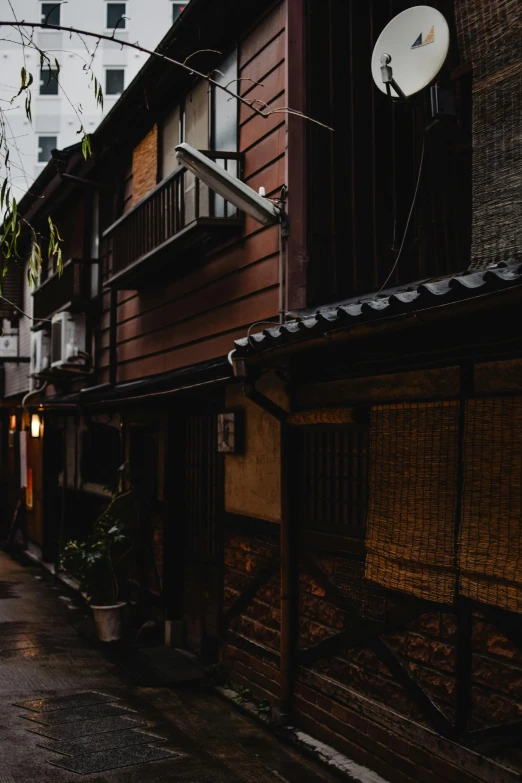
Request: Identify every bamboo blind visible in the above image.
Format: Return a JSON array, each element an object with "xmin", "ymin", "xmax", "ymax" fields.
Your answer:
[
  {"xmin": 459, "ymin": 397, "xmax": 522, "ymax": 612},
  {"xmin": 365, "ymin": 402, "xmax": 459, "ymax": 603},
  {"xmin": 455, "ymin": 0, "xmax": 522, "ymax": 268}
]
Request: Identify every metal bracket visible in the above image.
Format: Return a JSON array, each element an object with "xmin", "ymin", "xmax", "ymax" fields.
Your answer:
[{"xmin": 380, "ymin": 53, "xmax": 407, "ymax": 101}]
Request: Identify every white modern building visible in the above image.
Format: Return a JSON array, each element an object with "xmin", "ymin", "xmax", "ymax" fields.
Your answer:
[{"xmin": 0, "ymin": 0, "xmax": 189, "ymax": 194}]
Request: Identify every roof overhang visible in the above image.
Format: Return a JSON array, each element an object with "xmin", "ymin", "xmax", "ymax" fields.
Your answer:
[{"xmin": 234, "ymin": 261, "xmax": 522, "ymax": 363}]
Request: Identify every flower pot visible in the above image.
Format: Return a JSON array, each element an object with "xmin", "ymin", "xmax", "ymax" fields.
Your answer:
[{"xmin": 90, "ymin": 602, "xmax": 126, "ymax": 642}]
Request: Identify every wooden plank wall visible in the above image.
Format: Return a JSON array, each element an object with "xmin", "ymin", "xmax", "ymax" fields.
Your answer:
[{"xmin": 97, "ymin": 2, "xmax": 286, "ymax": 385}]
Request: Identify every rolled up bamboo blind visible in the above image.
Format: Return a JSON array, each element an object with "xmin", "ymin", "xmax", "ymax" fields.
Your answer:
[
  {"xmin": 455, "ymin": 0, "xmax": 522, "ymax": 268},
  {"xmin": 459, "ymin": 397, "xmax": 522, "ymax": 612},
  {"xmin": 365, "ymin": 402, "xmax": 459, "ymax": 603}
]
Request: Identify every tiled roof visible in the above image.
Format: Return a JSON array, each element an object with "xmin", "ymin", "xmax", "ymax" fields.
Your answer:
[{"xmin": 234, "ymin": 261, "xmax": 522, "ymax": 356}]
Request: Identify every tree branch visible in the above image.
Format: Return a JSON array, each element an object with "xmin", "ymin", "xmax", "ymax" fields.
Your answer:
[{"xmin": 0, "ymin": 20, "xmax": 333, "ymax": 129}]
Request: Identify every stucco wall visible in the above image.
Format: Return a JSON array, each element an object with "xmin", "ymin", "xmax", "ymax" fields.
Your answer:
[{"xmin": 224, "ymin": 373, "xmax": 288, "ymax": 523}]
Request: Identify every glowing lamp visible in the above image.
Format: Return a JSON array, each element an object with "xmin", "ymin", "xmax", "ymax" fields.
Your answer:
[{"xmin": 30, "ymin": 413, "xmax": 42, "ymax": 439}]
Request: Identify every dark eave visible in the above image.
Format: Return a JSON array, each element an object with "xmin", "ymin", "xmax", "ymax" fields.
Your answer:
[
  {"xmin": 40, "ymin": 356, "xmax": 232, "ymax": 409},
  {"xmin": 15, "ymin": 143, "xmax": 83, "ymax": 223},
  {"xmin": 234, "ymin": 261, "xmax": 522, "ymax": 358}
]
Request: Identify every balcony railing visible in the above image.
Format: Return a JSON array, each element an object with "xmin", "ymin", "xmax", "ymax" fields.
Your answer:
[
  {"xmin": 32, "ymin": 258, "xmax": 97, "ymax": 322},
  {"xmin": 103, "ymin": 150, "xmax": 244, "ymax": 289}
]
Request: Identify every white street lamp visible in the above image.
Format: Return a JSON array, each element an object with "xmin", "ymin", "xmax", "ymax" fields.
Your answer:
[{"xmin": 175, "ymin": 143, "xmax": 281, "ymax": 227}]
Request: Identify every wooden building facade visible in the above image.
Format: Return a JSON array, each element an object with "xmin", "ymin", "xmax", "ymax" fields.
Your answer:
[{"xmin": 3, "ymin": 1, "xmax": 522, "ymax": 782}]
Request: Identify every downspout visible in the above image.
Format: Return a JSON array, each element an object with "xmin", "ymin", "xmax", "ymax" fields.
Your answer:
[
  {"xmin": 240, "ymin": 367, "xmax": 295, "ymax": 722},
  {"xmin": 109, "ymin": 287, "xmax": 118, "ymax": 386}
]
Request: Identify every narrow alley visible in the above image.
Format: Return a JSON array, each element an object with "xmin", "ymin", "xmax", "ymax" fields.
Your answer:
[{"xmin": 0, "ymin": 551, "xmax": 348, "ymax": 782}]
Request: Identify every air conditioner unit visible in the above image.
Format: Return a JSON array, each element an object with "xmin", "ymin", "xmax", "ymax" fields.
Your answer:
[
  {"xmin": 30, "ymin": 330, "xmax": 50, "ymax": 390},
  {"xmin": 51, "ymin": 312, "xmax": 87, "ymax": 369}
]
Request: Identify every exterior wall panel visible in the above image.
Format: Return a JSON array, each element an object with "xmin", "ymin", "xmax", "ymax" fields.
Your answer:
[{"xmin": 98, "ymin": 2, "xmax": 286, "ymax": 384}]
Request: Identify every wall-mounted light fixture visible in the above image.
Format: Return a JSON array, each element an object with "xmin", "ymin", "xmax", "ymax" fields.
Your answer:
[
  {"xmin": 217, "ymin": 410, "xmax": 244, "ymax": 454},
  {"xmin": 30, "ymin": 413, "xmax": 42, "ymax": 439},
  {"xmin": 9, "ymin": 415, "xmax": 16, "ymax": 431}
]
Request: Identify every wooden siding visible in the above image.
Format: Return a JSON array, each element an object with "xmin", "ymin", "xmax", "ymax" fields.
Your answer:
[
  {"xmin": 98, "ymin": 3, "xmax": 286, "ymax": 384},
  {"xmin": 54, "ymin": 199, "xmax": 85, "ymax": 262},
  {"xmin": 306, "ymin": 0, "xmax": 472, "ymax": 305}
]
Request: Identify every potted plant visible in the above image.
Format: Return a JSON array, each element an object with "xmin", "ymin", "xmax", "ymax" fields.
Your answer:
[{"xmin": 61, "ymin": 479, "xmax": 138, "ymax": 642}]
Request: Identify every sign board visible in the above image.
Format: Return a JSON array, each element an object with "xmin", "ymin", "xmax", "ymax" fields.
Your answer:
[{"xmin": 0, "ymin": 333, "xmax": 18, "ymax": 359}]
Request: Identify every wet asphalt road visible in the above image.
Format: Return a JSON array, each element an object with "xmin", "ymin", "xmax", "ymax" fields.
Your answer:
[{"xmin": 0, "ymin": 551, "xmax": 341, "ymax": 782}]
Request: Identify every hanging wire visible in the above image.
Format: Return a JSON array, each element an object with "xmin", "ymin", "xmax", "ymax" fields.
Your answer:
[{"xmin": 376, "ymin": 132, "xmax": 427, "ymax": 296}]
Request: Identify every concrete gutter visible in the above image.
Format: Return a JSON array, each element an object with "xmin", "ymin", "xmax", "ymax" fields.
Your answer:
[{"xmin": 213, "ymin": 685, "xmax": 389, "ymax": 783}]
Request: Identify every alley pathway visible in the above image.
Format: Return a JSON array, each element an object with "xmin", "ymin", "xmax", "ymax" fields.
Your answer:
[{"xmin": 0, "ymin": 550, "xmax": 345, "ymax": 782}]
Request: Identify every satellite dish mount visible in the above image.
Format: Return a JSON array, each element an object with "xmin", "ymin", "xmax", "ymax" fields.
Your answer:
[{"xmin": 379, "ymin": 53, "xmax": 407, "ymax": 101}]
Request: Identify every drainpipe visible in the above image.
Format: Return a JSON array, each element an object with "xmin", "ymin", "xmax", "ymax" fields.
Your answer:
[
  {"xmin": 241, "ymin": 369, "xmax": 295, "ymax": 722},
  {"xmin": 109, "ymin": 287, "xmax": 117, "ymax": 386}
]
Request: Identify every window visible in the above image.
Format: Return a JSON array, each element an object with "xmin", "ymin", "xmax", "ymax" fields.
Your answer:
[
  {"xmin": 37, "ymin": 136, "xmax": 57, "ymax": 163},
  {"xmin": 106, "ymin": 2, "xmax": 126, "ymax": 30},
  {"xmin": 172, "ymin": 1, "xmax": 188, "ymax": 23},
  {"xmin": 105, "ymin": 69, "xmax": 124, "ymax": 95},
  {"xmin": 39, "ymin": 67, "xmax": 59, "ymax": 96},
  {"xmin": 183, "ymin": 80, "xmax": 210, "ymax": 222},
  {"xmin": 212, "ymin": 49, "xmax": 238, "ymax": 151},
  {"xmin": 41, "ymin": 2, "xmax": 60, "ymax": 25},
  {"xmin": 212, "ymin": 49, "xmax": 238, "ymax": 216},
  {"xmin": 297, "ymin": 428, "xmax": 369, "ymax": 536},
  {"xmin": 160, "ymin": 105, "xmax": 180, "ymax": 179}
]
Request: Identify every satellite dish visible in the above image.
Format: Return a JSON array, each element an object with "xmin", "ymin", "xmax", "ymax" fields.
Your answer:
[{"xmin": 371, "ymin": 6, "xmax": 450, "ymax": 99}]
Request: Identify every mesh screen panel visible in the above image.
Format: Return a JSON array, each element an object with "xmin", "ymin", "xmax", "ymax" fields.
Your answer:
[{"xmin": 297, "ymin": 429, "xmax": 369, "ymax": 535}]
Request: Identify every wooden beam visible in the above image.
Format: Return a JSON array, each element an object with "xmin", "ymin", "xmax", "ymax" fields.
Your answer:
[
  {"xmin": 300, "ymin": 551, "xmax": 341, "ymax": 605},
  {"xmin": 222, "ymin": 556, "xmax": 279, "ymax": 630},
  {"xmin": 297, "ymin": 600, "xmax": 423, "ymax": 666},
  {"xmin": 287, "ymin": 407, "xmax": 368, "ymax": 427},
  {"xmin": 466, "ymin": 721, "xmax": 522, "ymax": 752},
  {"xmin": 371, "ymin": 638, "xmax": 456, "ymax": 740}
]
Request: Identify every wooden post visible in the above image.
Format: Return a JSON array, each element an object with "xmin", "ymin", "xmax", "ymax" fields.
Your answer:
[
  {"xmin": 454, "ymin": 363, "xmax": 474, "ymax": 737},
  {"xmin": 280, "ymin": 420, "xmax": 298, "ymax": 721},
  {"xmin": 279, "ymin": 419, "xmax": 292, "ymax": 718}
]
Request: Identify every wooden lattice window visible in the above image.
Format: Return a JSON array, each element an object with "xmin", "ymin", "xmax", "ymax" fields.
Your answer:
[{"xmin": 297, "ymin": 429, "xmax": 369, "ymax": 536}]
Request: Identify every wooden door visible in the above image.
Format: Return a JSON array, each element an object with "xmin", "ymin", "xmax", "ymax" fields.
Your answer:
[
  {"xmin": 183, "ymin": 413, "xmax": 224, "ymax": 659},
  {"xmin": 128, "ymin": 424, "xmax": 164, "ymax": 613}
]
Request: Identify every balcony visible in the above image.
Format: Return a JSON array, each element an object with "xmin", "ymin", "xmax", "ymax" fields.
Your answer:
[
  {"xmin": 103, "ymin": 151, "xmax": 244, "ymax": 290},
  {"xmin": 32, "ymin": 258, "xmax": 97, "ymax": 322}
]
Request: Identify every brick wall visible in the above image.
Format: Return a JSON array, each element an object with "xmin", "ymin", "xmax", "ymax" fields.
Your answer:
[
  {"xmin": 223, "ymin": 526, "xmax": 522, "ymax": 781},
  {"xmin": 132, "ymin": 125, "xmax": 158, "ymax": 204},
  {"xmin": 223, "ymin": 526, "xmax": 280, "ymax": 703},
  {"xmin": 295, "ymin": 558, "xmax": 522, "ymax": 781}
]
